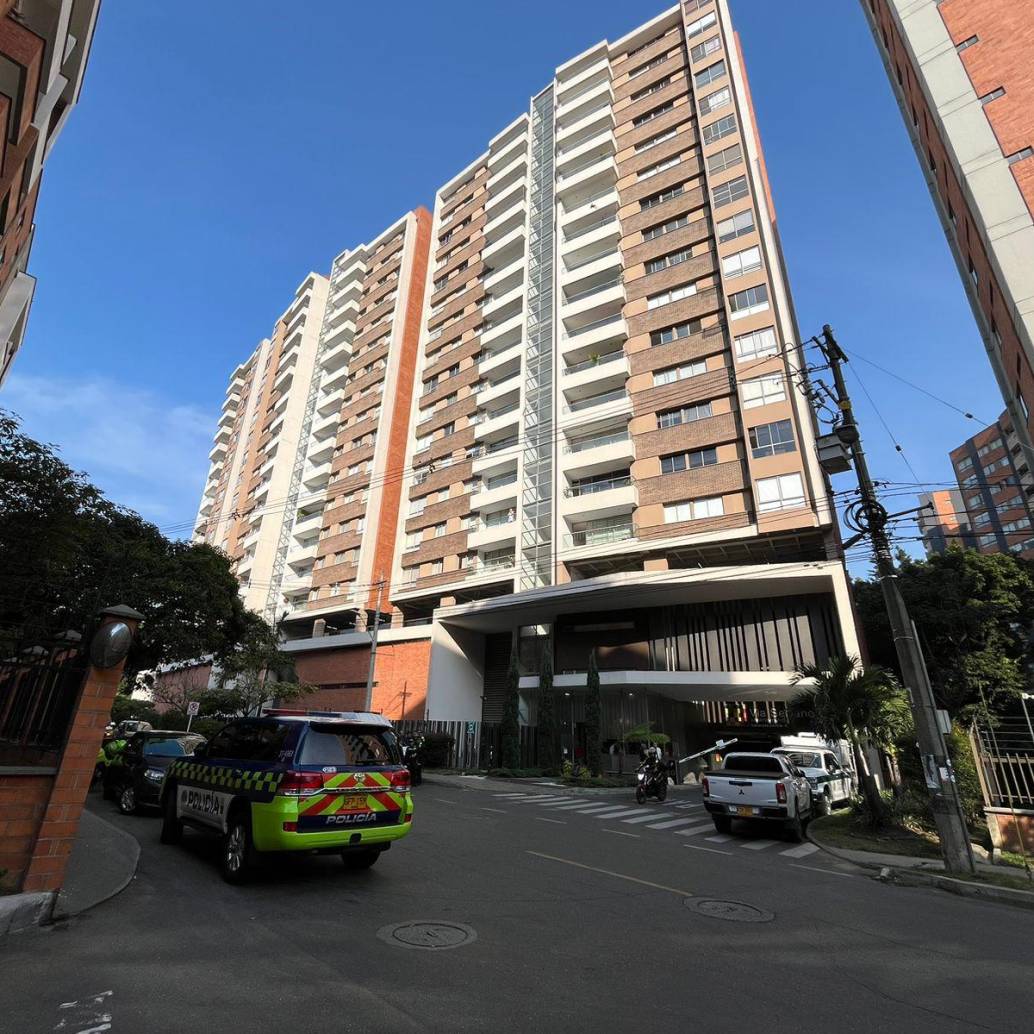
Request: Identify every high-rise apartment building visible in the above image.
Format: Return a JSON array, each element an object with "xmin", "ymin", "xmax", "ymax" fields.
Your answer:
[
  {"xmin": 917, "ymin": 488, "xmax": 969, "ymax": 555},
  {"xmin": 194, "ymin": 211, "xmax": 431, "ymax": 624},
  {"xmin": 197, "ymin": 3, "xmax": 861, "ymax": 743},
  {"xmin": 949, "ymin": 411, "xmax": 1034, "ymax": 558},
  {"xmin": 0, "ymin": 0, "xmax": 100, "ymax": 386},
  {"xmin": 861, "ymin": 0, "xmax": 1034, "ymax": 475}
]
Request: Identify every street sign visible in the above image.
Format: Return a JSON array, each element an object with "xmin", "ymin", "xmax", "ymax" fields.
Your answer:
[
  {"xmin": 466, "ymin": 721, "xmax": 475, "ymax": 735},
  {"xmin": 186, "ymin": 701, "xmax": 200, "ymax": 716}
]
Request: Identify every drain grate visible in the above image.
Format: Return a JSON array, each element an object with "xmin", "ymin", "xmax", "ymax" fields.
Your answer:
[
  {"xmin": 377, "ymin": 921, "xmax": 478, "ymax": 950},
  {"xmin": 684, "ymin": 898, "xmax": 775, "ymax": 923}
]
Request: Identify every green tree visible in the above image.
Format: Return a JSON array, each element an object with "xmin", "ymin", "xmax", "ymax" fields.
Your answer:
[
  {"xmin": 853, "ymin": 547, "xmax": 1034, "ymax": 718},
  {"xmin": 500, "ymin": 645, "xmax": 522, "ymax": 770},
  {"xmin": 0, "ymin": 410, "xmax": 255, "ymax": 676},
  {"xmin": 536, "ymin": 637, "xmax": 558, "ymax": 770},
  {"xmin": 584, "ymin": 650, "xmax": 602, "ymax": 776},
  {"xmin": 215, "ymin": 612, "xmax": 315, "ymax": 716},
  {"xmin": 791, "ymin": 655, "xmax": 910, "ymax": 825}
]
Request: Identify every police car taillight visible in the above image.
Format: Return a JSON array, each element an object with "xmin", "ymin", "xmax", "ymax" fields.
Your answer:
[
  {"xmin": 389, "ymin": 768, "xmax": 411, "ymax": 790},
  {"xmin": 279, "ymin": 771, "xmax": 324, "ymax": 796}
]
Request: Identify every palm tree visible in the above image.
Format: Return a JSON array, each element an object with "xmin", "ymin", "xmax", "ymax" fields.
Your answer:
[{"xmin": 790, "ymin": 655, "xmax": 910, "ymax": 825}]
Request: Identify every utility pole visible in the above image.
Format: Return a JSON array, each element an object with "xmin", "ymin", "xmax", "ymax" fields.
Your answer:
[
  {"xmin": 363, "ymin": 578, "xmax": 385, "ymax": 712},
  {"xmin": 816, "ymin": 325, "xmax": 975, "ymax": 875}
]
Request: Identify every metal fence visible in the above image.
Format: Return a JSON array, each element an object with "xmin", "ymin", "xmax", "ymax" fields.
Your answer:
[
  {"xmin": 972, "ymin": 718, "xmax": 1034, "ymax": 809},
  {"xmin": 0, "ymin": 645, "xmax": 88, "ymax": 766},
  {"xmin": 395, "ymin": 719, "xmax": 539, "ymax": 770}
]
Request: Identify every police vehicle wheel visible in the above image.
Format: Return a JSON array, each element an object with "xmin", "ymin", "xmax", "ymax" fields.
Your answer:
[
  {"xmin": 818, "ymin": 793, "xmax": 832, "ymax": 817},
  {"xmin": 221, "ymin": 811, "xmax": 255, "ymax": 884},
  {"xmin": 712, "ymin": 815, "xmax": 732, "ymax": 834},
  {"xmin": 342, "ymin": 848, "xmax": 380, "ymax": 870},
  {"xmin": 160, "ymin": 787, "xmax": 182, "ymax": 845},
  {"xmin": 117, "ymin": 783, "xmax": 137, "ymax": 815}
]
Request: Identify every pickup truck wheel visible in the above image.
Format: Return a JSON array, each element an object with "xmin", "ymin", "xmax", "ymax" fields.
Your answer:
[
  {"xmin": 712, "ymin": 815, "xmax": 732, "ymax": 834},
  {"xmin": 786, "ymin": 814, "xmax": 804, "ymax": 843},
  {"xmin": 159, "ymin": 786, "xmax": 182, "ymax": 845},
  {"xmin": 221, "ymin": 808, "xmax": 256, "ymax": 885}
]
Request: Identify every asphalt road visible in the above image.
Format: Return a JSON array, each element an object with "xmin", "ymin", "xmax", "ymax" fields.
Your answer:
[{"xmin": 2, "ymin": 776, "xmax": 1032, "ymax": 1033}]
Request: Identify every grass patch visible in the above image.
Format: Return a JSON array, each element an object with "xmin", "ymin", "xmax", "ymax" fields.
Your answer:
[
  {"xmin": 810, "ymin": 811, "xmax": 943, "ymax": 859},
  {"xmin": 950, "ymin": 869, "xmax": 1034, "ymax": 893}
]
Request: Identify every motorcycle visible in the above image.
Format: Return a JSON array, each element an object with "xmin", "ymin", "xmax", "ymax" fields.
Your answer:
[
  {"xmin": 635, "ymin": 759, "xmax": 668, "ymax": 803},
  {"xmin": 401, "ymin": 735, "xmax": 423, "ymax": 786}
]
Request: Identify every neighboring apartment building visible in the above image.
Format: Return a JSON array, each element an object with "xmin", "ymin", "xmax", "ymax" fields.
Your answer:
[
  {"xmin": 861, "ymin": 0, "xmax": 1034, "ymax": 475},
  {"xmin": 949, "ymin": 411, "xmax": 1034, "ymax": 558},
  {"xmin": 917, "ymin": 488, "xmax": 969, "ymax": 555},
  {"xmin": 0, "ymin": 0, "xmax": 100, "ymax": 386},
  {"xmin": 194, "ymin": 211, "xmax": 431, "ymax": 625}
]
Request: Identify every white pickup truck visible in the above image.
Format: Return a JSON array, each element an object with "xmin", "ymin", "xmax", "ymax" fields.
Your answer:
[{"xmin": 703, "ymin": 752, "xmax": 813, "ymax": 841}]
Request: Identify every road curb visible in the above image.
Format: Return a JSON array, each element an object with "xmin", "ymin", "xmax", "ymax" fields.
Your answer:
[
  {"xmin": 807, "ymin": 831, "xmax": 1034, "ymax": 911},
  {"xmin": 0, "ymin": 892, "xmax": 56, "ymax": 936}
]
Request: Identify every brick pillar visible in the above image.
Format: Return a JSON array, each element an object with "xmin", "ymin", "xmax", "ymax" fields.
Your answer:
[{"xmin": 21, "ymin": 605, "xmax": 143, "ymax": 895}]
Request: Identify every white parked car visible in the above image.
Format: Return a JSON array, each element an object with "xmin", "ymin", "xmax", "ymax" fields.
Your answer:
[{"xmin": 771, "ymin": 744, "xmax": 853, "ymax": 815}]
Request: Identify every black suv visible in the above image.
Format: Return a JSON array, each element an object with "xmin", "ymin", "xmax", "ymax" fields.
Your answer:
[{"xmin": 103, "ymin": 730, "xmax": 206, "ymax": 815}]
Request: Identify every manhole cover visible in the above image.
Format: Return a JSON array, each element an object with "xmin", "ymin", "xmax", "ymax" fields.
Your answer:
[
  {"xmin": 377, "ymin": 921, "xmax": 478, "ymax": 950},
  {"xmin": 684, "ymin": 898, "xmax": 774, "ymax": 923}
]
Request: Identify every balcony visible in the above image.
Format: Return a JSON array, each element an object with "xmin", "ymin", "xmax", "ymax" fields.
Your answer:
[
  {"xmin": 483, "ymin": 222, "xmax": 526, "ymax": 264},
  {"xmin": 556, "ymin": 53, "xmax": 610, "ymax": 101},
  {"xmin": 560, "ymin": 426, "xmax": 634, "ymax": 478},
  {"xmin": 559, "ymin": 387, "xmax": 632, "ymax": 430},
  {"xmin": 560, "ymin": 248, "xmax": 621, "ymax": 288},
  {"xmin": 474, "ymin": 404, "xmax": 520, "ymax": 441},
  {"xmin": 302, "ymin": 459, "xmax": 333, "ymax": 490},
  {"xmin": 560, "ymin": 312, "xmax": 627, "ymax": 354},
  {"xmin": 473, "ymin": 371, "xmax": 521, "ymax": 408},
  {"xmin": 560, "ymin": 186, "xmax": 619, "ymax": 227},
  {"xmin": 560, "ymin": 275, "xmax": 624, "ymax": 318},
  {"xmin": 287, "ymin": 539, "xmax": 318, "ymax": 564},
  {"xmin": 307, "ymin": 437, "xmax": 335, "ymax": 466},
  {"xmin": 471, "ymin": 436, "xmax": 521, "ymax": 475},
  {"xmin": 563, "ymin": 519, "xmax": 637, "ymax": 550},
  {"xmin": 468, "ymin": 512, "xmax": 519, "ymax": 550},
  {"xmin": 483, "ymin": 282, "xmax": 524, "ymax": 321},
  {"xmin": 311, "ymin": 409, "xmax": 340, "ymax": 441},
  {"xmin": 471, "ymin": 473, "xmax": 520, "ymax": 510},
  {"xmin": 560, "ymin": 349, "xmax": 629, "ymax": 393},
  {"xmin": 484, "ymin": 181, "xmax": 526, "ymax": 230},
  {"xmin": 488, "ymin": 128, "xmax": 528, "ymax": 172},
  {"xmin": 481, "ymin": 313, "xmax": 523, "ymax": 353}
]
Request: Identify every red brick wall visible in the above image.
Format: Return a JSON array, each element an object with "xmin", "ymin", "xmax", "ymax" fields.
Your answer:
[
  {"xmin": 293, "ymin": 638, "xmax": 431, "ymax": 720},
  {"xmin": 0, "ymin": 774, "xmax": 53, "ymax": 892}
]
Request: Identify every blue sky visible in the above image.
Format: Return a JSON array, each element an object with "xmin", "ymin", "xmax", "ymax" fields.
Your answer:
[{"xmin": 2, "ymin": 0, "xmax": 1002, "ymax": 560}]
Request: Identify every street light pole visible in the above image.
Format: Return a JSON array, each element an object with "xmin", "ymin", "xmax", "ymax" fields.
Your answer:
[
  {"xmin": 363, "ymin": 578, "xmax": 385, "ymax": 712},
  {"xmin": 816, "ymin": 325, "xmax": 975, "ymax": 875}
]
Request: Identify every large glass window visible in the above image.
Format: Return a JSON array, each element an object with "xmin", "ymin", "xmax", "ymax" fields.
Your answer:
[
  {"xmin": 661, "ymin": 447, "xmax": 718, "ymax": 474},
  {"xmin": 702, "ymin": 114, "xmax": 737, "ymax": 145},
  {"xmin": 653, "ymin": 359, "xmax": 706, "ymax": 386},
  {"xmin": 729, "ymin": 284, "xmax": 770, "ymax": 319},
  {"xmin": 664, "ymin": 496, "xmax": 724, "ymax": 522},
  {"xmin": 756, "ymin": 473, "xmax": 805, "ymax": 512},
  {"xmin": 749, "ymin": 419, "xmax": 796, "ymax": 459},
  {"xmin": 658, "ymin": 402, "xmax": 713, "ymax": 429},
  {"xmin": 733, "ymin": 326, "xmax": 778, "ymax": 361},
  {"xmin": 741, "ymin": 373, "xmax": 785, "ymax": 408},
  {"xmin": 717, "ymin": 209, "xmax": 754, "ymax": 243},
  {"xmin": 722, "ymin": 245, "xmax": 763, "ymax": 279}
]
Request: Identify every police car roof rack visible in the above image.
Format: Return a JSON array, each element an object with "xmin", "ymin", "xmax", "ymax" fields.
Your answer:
[{"xmin": 262, "ymin": 707, "xmax": 392, "ymax": 728}]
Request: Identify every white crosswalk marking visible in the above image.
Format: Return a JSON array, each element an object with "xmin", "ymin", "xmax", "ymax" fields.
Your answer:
[
  {"xmin": 535, "ymin": 798, "xmax": 579, "ymax": 807},
  {"xmin": 779, "ymin": 842, "xmax": 820, "ymax": 859},
  {"xmin": 706, "ymin": 834, "xmax": 734, "ymax": 843},
  {"xmin": 645, "ymin": 817, "xmax": 702, "ymax": 830},
  {"xmin": 739, "ymin": 839, "xmax": 781, "ymax": 851},
  {"xmin": 513, "ymin": 795, "xmax": 566, "ymax": 803},
  {"xmin": 550, "ymin": 801, "xmax": 608, "ymax": 810},
  {"xmin": 589, "ymin": 807, "xmax": 645, "ymax": 819},
  {"xmin": 493, "ymin": 793, "xmax": 529, "ymax": 798},
  {"xmin": 562, "ymin": 803, "xmax": 627, "ymax": 814},
  {"xmin": 674, "ymin": 823, "xmax": 716, "ymax": 837},
  {"xmin": 621, "ymin": 812, "xmax": 672, "ymax": 825}
]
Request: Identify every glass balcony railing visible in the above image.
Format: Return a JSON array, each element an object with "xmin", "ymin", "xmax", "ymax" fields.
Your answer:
[
  {"xmin": 563, "ymin": 351, "xmax": 625, "ymax": 376},
  {"xmin": 557, "ymin": 150, "xmax": 613, "ymax": 182},
  {"xmin": 564, "ymin": 474, "xmax": 633, "ymax": 497},
  {"xmin": 563, "ymin": 277, "xmax": 622, "ymax": 305},
  {"xmin": 563, "ymin": 313, "xmax": 624, "ymax": 340},
  {"xmin": 565, "ymin": 522, "xmax": 637, "ymax": 547},
  {"xmin": 469, "ymin": 436, "xmax": 519, "ymax": 459}
]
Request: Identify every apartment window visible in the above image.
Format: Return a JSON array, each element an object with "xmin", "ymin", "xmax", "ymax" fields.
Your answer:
[
  {"xmin": 402, "ymin": 566, "xmax": 418, "ymax": 585},
  {"xmin": 440, "ymin": 421, "xmax": 455, "ymax": 437},
  {"xmin": 973, "ymin": 511, "xmax": 991, "ymax": 528},
  {"xmin": 1002, "ymin": 518, "xmax": 1032, "ymax": 534},
  {"xmin": 749, "ymin": 419, "xmax": 796, "ymax": 459},
  {"xmin": 647, "ymin": 281, "xmax": 698, "ymax": 309},
  {"xmin": 643, "ymin": 213, "xmax": 692, "ymax": 241},
  {"xmin": 429, "ymin": 559, "xmax": 445, "ymax": 576},
  {"xmin": 702, "ymin": 114, "xmax": 737, "ymax": 145},
  {"xmin": 712, "ymin": 175, "xmax": 749, "ymax": 207},
  {"xmin": 729, "ymin": 284, "xmax": 770, "ymax": 320},
  {"xmin": 410, "ymin": 499, "xmax": 426, "ymax": 517},
  {"xmin": 638, "ymin": 155, "xmax": 682, "ymax": 181},
  {"xmin": 651, "ymin": 318, "xmax": 702, "ymax": 346},
  {"xmin": 658, "ymin": 401, "xmax": 713, "ymax": 429},
  {"xmin": 433, "ymin": 522, "xmax": 447, "ymax": 538},
  {"xmin": 653, "ymin": 358, "xmax": 706, "ymax": 386},
  {"xmin": 1008, "ymin": 147, "xmax": 1034, "ymax": 165},
  {"xmin": 690, "ymin": 36, "xmax": 722, "ymax": 64},
  {"xmin": 956, "ymin": 456, "xmax": 973, "ymax": 472},
  {"xmin": 636, "ymin": 127, "xmax": 678, "ymax": 153},
  {"xmin": 977, "ymin": 533, "xmax": 997, "ymax": 548},
  {"xmin": 633, "ymin": 101, "xmax": 675, "ymax": 127},
  {"xmin": 629, "ymin": 53, "xmax": 670, "ymax": 81},
  {"xmin": 756, "ymin": 472, "xmax": 805, "ymax": 512},
  {"xmin": 707, "ymin": 143, "xmax": 742, "ymax": 175},
  {"xmin": 999, "ymin": 495, "xmax": 1023, "ymax": 509},
  {"xmin": 347, "ymin": 463, "xmax": 361, "ymax": 476},
  {"xmin": 694, "ymin": 60, "xmax": 726, "ymax": 89},
  {"xmin": 660, "ymin": 447, "xmax": 718, "ymax": 474},
  {"xmin": 961, "ymin": 473, "xmax": 979, "ymax": 488},
  {"xmin": 630, "ymin": 76, "xmax": 671, "ymax": 102},
  {"xmin": 741, "ymin": 373, "xmax": 785, "ymax": 408},
  {"xmin": 664, "ymin": 495, "xmax": 724, "ymax": 523},
  {"xmin": 404, "ymin": 531, "xmax": 421, "ymax": 550},
  {"xmin": 355, "ymin": 517, "xmax": 366, "ymax": 533},
  {"xmin": 734, "ymin": 326, "xmax": 778, "ymax": 361},
  {"xmin": 722, "ymin": 245, "xmax": 763, "ymax": 279},
  {"xmin": 717, "ymin": 209, "xmax": 754, "ymax": 243},
  {"xmin": 646, "ymin": 246, "xmax": 692, "ymax": 275},
  {"xmin": 699, "ymin": 87, "xmax": 731, "ymax": 116},
  {"xmin": 956, "ymin": 34, "xmax": 978, "ymax": 53},
  {"xmin": 976, "ymin": 439, "xmax": 1003, "ymax": 457},
  {"xmin": 641, "ymin": 183, "xmax": 685, "ymax": 211},
  {"xmin": 984, "ymin": 456, "xmax": 1010, "ymax": 474},
  {"xmin": 980, "ymin": 87, "xmax": 1005, "ymax": 105},
  {"xmin": 686, "ymin": 11, "xmax": 718, "ymax": 38}
]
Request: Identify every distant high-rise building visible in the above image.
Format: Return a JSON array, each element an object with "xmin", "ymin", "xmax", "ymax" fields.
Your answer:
[
  {"xmin": 949, "ymin": 411, "xmax": 1034, "ymax": 558},
  {"xmin": 193, "ymin": 210, "xmax": 432, "ymax": 621},
  {"xmin": 917, "ymin": 489, "xmax": 969, "ymax": 555},
  {"xmin": 0, "ymin": 0, "xmax": 100, "ymax": 386},
  {"xmin": 861, "ymin": 0, "xmax": 1034, "ymax": 478}
]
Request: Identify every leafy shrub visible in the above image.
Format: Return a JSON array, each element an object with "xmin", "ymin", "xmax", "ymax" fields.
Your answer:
[{"xmin": 487, "ymin": 767, "xmax": 545, "ymax": 778}]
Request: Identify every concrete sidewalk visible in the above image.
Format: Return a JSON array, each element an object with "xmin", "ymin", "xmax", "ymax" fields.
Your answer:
[{"xmin": 52, "ymin": 805, "xmax": 140, "ymax": 920}]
